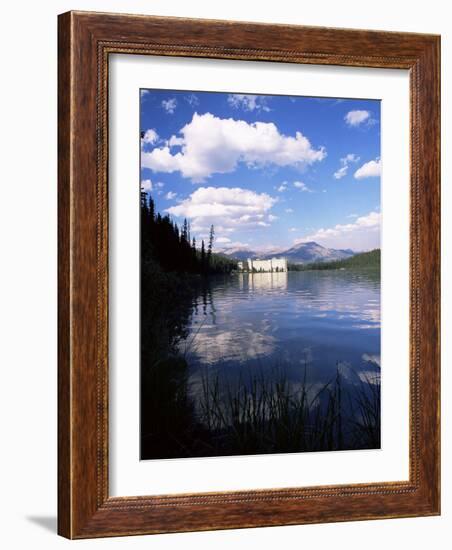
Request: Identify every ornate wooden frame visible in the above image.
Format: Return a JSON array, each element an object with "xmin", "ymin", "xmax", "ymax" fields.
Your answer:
[{"xmin": 58, "ymin": 11, "xmax": 440, "ymax": 538}]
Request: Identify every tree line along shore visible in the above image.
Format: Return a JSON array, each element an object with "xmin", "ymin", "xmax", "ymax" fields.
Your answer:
[{"xmin": 288, "ymin": 249, "xmax": 380, "ymax": 271}]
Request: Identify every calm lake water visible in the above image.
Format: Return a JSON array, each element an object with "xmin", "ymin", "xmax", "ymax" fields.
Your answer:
[{"xmin": 182, "ymin": 269, "xmax": 381, "ymax": 399}]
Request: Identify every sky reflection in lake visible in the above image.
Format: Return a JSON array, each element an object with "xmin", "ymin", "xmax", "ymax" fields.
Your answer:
[{"xmin": 182, "ymin": 270, "xmax": 381, "ymax": 394}]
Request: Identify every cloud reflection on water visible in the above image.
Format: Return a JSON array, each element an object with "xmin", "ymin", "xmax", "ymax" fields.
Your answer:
[{"xmin": 183, "ymin": 270, "xmax": 380, "ymax": 391}]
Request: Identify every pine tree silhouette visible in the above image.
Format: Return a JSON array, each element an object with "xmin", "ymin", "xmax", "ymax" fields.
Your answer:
[{"xmin": 141, "ymin": 193, "xmax": 235, "ymax": 275}]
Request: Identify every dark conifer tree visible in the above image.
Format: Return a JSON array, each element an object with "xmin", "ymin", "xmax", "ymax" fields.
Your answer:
[
  {"xmin": 207, "ymin": 225, "xmax": 215, "ymax": 268},
  {"xmin": 208, "ymin": 224, "xmax": 215, "ymax": 253},
  {"xmin": 148, "ymin": 194, "xmax": 155, "ymax": 222},
  {"xmin": 140, "ymin": 191, "xmax": 151, "ymax": 258},
  {"xmin": 140, "ymin": 195, "xmax": 235, "ymax": 275},
  {"xmin": 191, "ymin": 237, "xmax": 197, "ymax": 268},
  {"xmin": 201, "ymin": 240, "xmax": 206, "ymax": 273},
  {"xmin": 182, "ymin": 219, "xmax": 188, "ymax": 242}
]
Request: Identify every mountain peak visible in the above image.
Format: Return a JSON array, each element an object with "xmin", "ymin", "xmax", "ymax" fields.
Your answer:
[
  {"xmin": 300, "ymin": 241, "xmax": 321, "ymax": 246},
  {"xmin": 223, "ymin": 241, "xmax": 355, "ymax": 264}
]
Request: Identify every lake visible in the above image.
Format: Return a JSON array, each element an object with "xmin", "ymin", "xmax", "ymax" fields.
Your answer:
[
  {"xmin": 141, "ymin": 268, "xmax": 381, "ymax": 459},
  {"xmin": 183, "ymin": 269, "xmax": 381, "ymax": 400}
]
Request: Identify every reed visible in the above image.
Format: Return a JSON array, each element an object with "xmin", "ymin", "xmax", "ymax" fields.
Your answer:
[{"xmin": 191, "ymin": 363, "xmax": 380, "ymax": 456}]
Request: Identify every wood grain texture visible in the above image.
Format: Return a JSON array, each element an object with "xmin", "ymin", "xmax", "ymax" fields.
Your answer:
[
  {"xmin": 57, "ymin": 11, "xmax": 440, "ymax": 539},
  {"xmin": 57, "ymin": 10, "xmax": 72, "ymax": 538}
]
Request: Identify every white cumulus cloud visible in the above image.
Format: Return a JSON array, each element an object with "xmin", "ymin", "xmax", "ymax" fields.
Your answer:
[
  {"xmin": 293, "ymin": 181, "xmax": 311, "ymax": 192},
  {"xmin": 165, "ymin": 191, "xmax": 177, "ymax": 200},
  {"xmin": 227, "ymin": 94, "xmax": 270, "ymax": 112},
  {"xmin": 216, "ymin": 236, "xmax": 232, "ymax": 244},
  {"xmin": 333, "ymin": 153, "xmax": 360, "ymax": 179},
  {"xmin": 343, "ymin": 153, "xmax": 360, "ymax": 163},
  {"xmin": 166, "ymin": 186, "xmax": 277, "ymax": 235},
  {"xmin": 161, "ymin": 98, "xmax": 177, "ymax": 114},
  {"xmin": 345, "ymin": 110, "xmax": 371, "ymax": 127},
  {"xmin": 334, "ymin": 165, "xmax": 348, "ymax": 180},
  {"xmin": 141, "ymin": 112, "xmax": 326, "ymax": 183},
  {"xmin": 296, "ymin": 211, "xmax": 381, "ymax": 251},
  {"xmin": 354, "ymin": 158, "xmax": 381, "ymax": 179},
  {"xmin": 142, "ymin": 180, "xmax": 164, "ymax": 194},
  {"xmin": 141, "ymin": 128, "xmax": 158, "ymax": 145},
  {"xmin": 185, "ymin": 94, "xmax": 199, "ymax": 107},
  {"xmin": 141, "ymin": 179, "xmax": 153, "ymax": 192}
]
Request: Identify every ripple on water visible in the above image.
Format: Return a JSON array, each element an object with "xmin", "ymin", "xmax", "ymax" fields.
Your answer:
[{"xmin": 184, "ymin": 271, "xmax": 380, "ymax": 387}]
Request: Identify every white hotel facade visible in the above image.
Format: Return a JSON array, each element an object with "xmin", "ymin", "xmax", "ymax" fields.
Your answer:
[{"xmin": 237, "ymin": 257, "xmax": 288, "ymax": 273}]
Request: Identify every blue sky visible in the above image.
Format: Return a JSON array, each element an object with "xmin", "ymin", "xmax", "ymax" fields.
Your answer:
[{"xmin": 140, "ymin": 89, "xmax": 381, "ymax": 253}]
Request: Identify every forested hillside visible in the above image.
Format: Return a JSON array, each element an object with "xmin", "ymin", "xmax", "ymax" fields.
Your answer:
[
  {"xmin": 289, "ymin": 249, "xmax": 380, "ymax": 271},
  {"xmin": 141, "ymin": 192, "xmax": 236, "ymax": 275}
]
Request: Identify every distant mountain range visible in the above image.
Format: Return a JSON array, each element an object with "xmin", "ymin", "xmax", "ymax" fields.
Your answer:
[{"xmin": 222, "ymin": 241, "xmax": 355, "ymax": 264}]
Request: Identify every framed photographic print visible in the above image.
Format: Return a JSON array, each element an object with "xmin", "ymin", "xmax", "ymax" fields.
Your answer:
[
  {"xmin": 138, "ymin": 89, "xmax": 382, "ymax": 463},
  {"xmin": 58, "ymin": 11, "xmax": 440, "ymax": 538}
]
